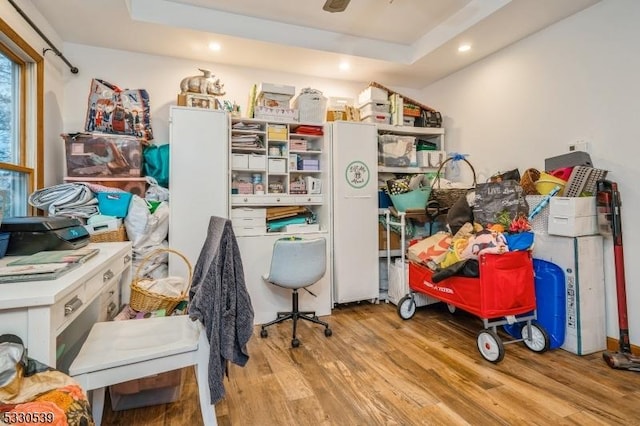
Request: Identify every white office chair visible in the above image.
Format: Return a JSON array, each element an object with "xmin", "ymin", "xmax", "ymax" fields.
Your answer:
[
  {"xmin": 68, "ymin": 315, "xmax": 216, "ymax": 426},
  {"xmin": 260, "ymin": 237, "xmax": 332, "ymax": 348}
]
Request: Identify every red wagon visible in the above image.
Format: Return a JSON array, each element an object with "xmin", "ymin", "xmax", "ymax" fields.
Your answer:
[{"xmin": 397, "ymin": 251, "xmax": 550, "ymax": 362}]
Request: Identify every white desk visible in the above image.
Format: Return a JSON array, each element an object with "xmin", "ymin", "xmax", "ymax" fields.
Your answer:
[{"xmin": 0, "ymin": 242, "xmax": 132, "ymax": 370}]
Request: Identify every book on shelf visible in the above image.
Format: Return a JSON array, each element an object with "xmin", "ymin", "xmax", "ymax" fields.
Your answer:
[
  {"xmin": 0, "ymin": 262, "xmax": 81, "ymax": 283},
  {"xmin": 7, "ymin": 248, "xmax": 100, "ymax": 266}
]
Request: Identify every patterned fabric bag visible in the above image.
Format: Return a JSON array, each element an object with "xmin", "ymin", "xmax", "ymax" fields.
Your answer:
[{"xmin": 85, "ymin": 78, "xmax": 153, "ymax": 141}]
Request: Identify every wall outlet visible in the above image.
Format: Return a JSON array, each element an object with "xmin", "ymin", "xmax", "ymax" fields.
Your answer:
[{"xmin": 568, "ymin": 140, "xmax": 590, "ymax": 153}]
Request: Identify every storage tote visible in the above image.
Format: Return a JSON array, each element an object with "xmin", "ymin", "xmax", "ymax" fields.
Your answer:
[
  {"xmin": 292, "ymin": 89, "xmax": 327, "ymax": 124},
  {"xmin": 390, "ymin": 187, "xmax": 431, "ymax": 212}
]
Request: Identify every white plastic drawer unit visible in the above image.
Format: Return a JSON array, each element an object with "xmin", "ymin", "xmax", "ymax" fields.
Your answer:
[{"xmin": 231, "ymin": 207, "xmax": 267, "ymax": 218}]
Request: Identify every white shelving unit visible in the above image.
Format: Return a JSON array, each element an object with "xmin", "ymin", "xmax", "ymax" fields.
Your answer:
[
  {"xmin": 228, "ymin": 117, "xmax": 332, "ymax": 324},
  {"xmin": 376, "ymin": 124, "xmax": 445, "ymax": 302}
]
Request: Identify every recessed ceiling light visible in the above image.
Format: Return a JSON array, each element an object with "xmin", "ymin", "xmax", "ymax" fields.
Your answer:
[
  {"xmin": 209, "ymin": 42, "xmax": 221, "ymax": 52},
  {"xmin": 339, "ymin": 62, "xmax": 350, "ymax": 71},
  {"xmin": 458, "ymin": 44, "xmax": 471, "ymax": 53}
]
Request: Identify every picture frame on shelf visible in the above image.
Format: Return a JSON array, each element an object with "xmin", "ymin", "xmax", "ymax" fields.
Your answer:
[{"xmin": 182, "ymin": 93, "xmax": 220, "ymax": 110}]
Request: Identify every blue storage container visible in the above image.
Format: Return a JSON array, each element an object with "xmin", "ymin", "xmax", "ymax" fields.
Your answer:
[
  {"xmin": 97, "ymin": 192, "xmax": 133, "ymax": 218},
  {"xmin": 503, "ymin": 258, "xmax": 566, "ymax": 349},
  {"xmin": 378, "ymin": 190, "xmax": 392, "ymax": 208}
]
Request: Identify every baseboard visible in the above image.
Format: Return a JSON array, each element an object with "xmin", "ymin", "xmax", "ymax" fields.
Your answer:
[{"xmin": 606, "ymin": 336, "xmax": 640, "ymax": 355}]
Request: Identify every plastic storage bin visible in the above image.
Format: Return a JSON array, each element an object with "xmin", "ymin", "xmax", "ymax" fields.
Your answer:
[
  {"xmin": 63, "ymin": 133, "xmax": 144, "ymax": 177},
  {"xmin": 503, "ymin": 258, "xmax": 566, "ymax": 349},
  {"xmin": 109, "ymin": 369, "xmax": 183, "ymax": 411}
]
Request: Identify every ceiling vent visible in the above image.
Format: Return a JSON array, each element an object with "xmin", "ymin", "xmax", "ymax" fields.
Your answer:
[{"xmin": 322, "ymin": 0, "xmax": 351, "ymax": 13}]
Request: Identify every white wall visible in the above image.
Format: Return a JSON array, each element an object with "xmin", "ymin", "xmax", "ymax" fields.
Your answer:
[
  {"xmin": 1, "ymin": 0, "xmax": 66, "ymax": 187},
  {"xmin": 422, "ymin": 0, "xmax": 640, "ymax": 346},
  {"xmin": 60, "ymin": 43, "xmax": 412, "ymax": 145}
]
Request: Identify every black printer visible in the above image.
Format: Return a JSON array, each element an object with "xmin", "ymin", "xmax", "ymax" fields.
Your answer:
[{"xmin": 0, "ymin": 216, "xmax": 89, "ymax": 256}]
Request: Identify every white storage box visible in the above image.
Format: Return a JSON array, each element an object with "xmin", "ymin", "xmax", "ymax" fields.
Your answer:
[
  {"xmin": 248, "ymin": 154, "xmax": 266, "ymax": 170},
  {"xmin": 548, "ymin": 215, "xmax": 598, "ymax": 237},
  {"xmin": 549, "ymin": 196, "xmax": 597, "ymax": 217},
  {"xmin": 268, "ymin": 158, "xmax": 287, "ymax": 173},
  {"xmin": 358, "ymin": 101, "xmax": 390, "ymax": 118},
  {"xmin": 361, "ymin": 112, "xmax": 391, "ymax": 124},
  {"xmin": 533, "ymin": 234, "xmax": 605, "ymax": 355},
  {"xmin": 254, "ymin": 105, "xmax": 299, "ymax": 122},
  {"xmin": 258, "ymin": 83, "xmax": 295, "ymax": 97},
  {"xmin": 232, "ymin": 153, "xmax": 249, "ymax": 169},
  {"xmin": 84, "ymin": 218, "xmax": 122, "ymax": 235},
  {"xmin": 358, "ymin": 86, "xmax": 389, "ymax": 105}
]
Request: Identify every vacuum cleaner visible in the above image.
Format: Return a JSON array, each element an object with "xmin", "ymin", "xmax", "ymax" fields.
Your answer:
[{"xmin": 597, "ymin": 179, "xmax": 640, "ymax": 371}]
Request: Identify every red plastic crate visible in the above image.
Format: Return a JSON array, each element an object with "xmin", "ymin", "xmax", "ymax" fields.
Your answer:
[{"xmin": 408, "ymin": 251, "xmax": 536, "ymax": 319}]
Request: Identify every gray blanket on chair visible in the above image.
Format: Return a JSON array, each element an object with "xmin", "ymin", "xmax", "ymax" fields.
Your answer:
[{"xmin": 188, "ymin": 216, "xmax": 254, "ymax": 404}]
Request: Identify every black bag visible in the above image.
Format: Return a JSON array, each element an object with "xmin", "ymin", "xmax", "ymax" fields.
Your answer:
[
  {"xmin": 432, "ymin": 259, "xmax": 480, "ymax": 283},
  {"xmin": 472, "ymin": 180, "xmax": 529, "ymax": 227}
]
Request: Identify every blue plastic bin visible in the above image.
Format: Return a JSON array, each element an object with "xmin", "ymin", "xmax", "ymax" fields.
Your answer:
[
  {"xmin": 97, "ymin": 192, "xmax": 133, "ymax": 218},
  {"xmin": 503, "ymin": 258, "xmax": 566, "ymax": 349}
]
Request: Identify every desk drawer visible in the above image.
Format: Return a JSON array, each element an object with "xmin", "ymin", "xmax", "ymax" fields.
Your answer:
[
  {"xmin": 53, "ymin": 285, "xmax": 87, "ymax": 333},
  {"xmin": 85, "ymin": 251, "xmax": 130, "ymax": 299}
]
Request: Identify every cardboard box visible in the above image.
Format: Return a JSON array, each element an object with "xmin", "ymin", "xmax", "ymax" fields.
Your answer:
[
  {"xmin": 63, "ymin": 133, "xmax": 144, "ymax": 177},
  {"xmin": 533, "ymin": 234, "xmax": 606, "ymax": 355},
  {"xmin": 378, "ymin": 223, "xmax": 401, "ymax": 250}
]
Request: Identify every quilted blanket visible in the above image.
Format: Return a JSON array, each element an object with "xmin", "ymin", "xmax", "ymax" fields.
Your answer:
[{"xmin": 0, "ymin": 356, "xmax": 93, "ymax": 426}]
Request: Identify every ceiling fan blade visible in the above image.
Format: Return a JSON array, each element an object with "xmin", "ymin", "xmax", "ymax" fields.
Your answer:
[{"xmin": 322, "ymin": 0, "xmax": 351, "ymax": 13}]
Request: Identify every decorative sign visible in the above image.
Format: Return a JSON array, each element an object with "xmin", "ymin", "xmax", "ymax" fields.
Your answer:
[{"xmin": 345, "ymin": 161, "xmax": 370, "ymax": 189}]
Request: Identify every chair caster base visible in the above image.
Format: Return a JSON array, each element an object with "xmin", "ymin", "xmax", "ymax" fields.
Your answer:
[
  {"xmin": 325, "ymin": 328, "xmax": 332, "ymax": 337},
  {"xmin": 291, "ymin": 338, "xmax": 300, "ymax": 348},
  {"xmin": 260, "ymin": 328, "xmax": 268, "ymax": 338}
]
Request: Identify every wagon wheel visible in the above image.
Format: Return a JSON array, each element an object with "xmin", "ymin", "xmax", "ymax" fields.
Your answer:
[
  {"xmin": 476, "ymin": 329, "xmax": 505, "ymax": 363},
  {"xmin": 397, "ymin": 295, "xmax": 416, "ymax": 320},
  {"xmin": 521, "ymin": 321, "xmax": 550, "ymax": 353}
]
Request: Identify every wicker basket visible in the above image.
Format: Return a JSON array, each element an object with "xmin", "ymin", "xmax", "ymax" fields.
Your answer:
[
  {"xmin": 129, "ymin": 248, "xmax": 192, "ymax": 314},
  {"xmin": 520, "ymin": 168, "xmax": 541, "ymax": 195},
  {"xmin": 89, "ymin": 225, "xmax": 128, "ymax": 243},
  {"xmin": 429, "ymin": 157, "xmax": 477, "ymax": 209}
]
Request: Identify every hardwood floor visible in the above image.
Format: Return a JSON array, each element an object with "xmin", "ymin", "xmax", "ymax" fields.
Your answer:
[{"xmin": 101, "ymin": 302, "xmax": 640, "ymax": 425}]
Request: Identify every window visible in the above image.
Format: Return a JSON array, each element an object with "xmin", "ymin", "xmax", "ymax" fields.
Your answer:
[{"xmin": 0, "ymin": 17, "xmax": 44, "ymax": 218}]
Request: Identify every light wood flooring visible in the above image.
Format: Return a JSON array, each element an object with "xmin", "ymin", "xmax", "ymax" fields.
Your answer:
[{"xmin": 101, "ymin": 302, "xmax": 640, "ymax": 425}]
